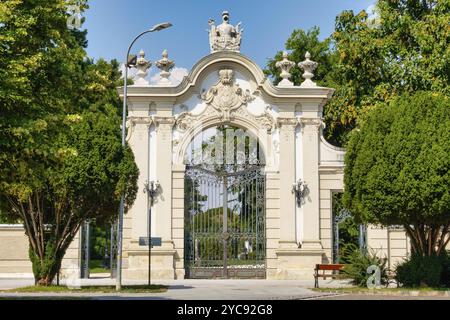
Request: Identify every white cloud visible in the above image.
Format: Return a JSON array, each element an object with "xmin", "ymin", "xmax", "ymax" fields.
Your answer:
[
  {"xmin": 150, "ymin": 67, "xmax": 189, "ymax": 86},
  {"xmin": 119, "ymin": 63, "xmax": 137, "ymax": 80}
]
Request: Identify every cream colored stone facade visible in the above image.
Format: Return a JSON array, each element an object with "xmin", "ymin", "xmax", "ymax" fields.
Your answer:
[
  {"xmin": 366, "ymin": 226, "xmax": 411, "ymax": 270},
  {"xmin": 112, "ymin": 48, "xmax": 350, "ymax": 280},
  {"xmin": 0, "ymin": 14, "xmax": 430, "ymax": 281},
  {"xmin": 0, "ymin": 225, "xmax": 32, "ymax": 277},
  {"xmin": 0, "ymin": 224, "xmax": 81, "ymax": 279}
]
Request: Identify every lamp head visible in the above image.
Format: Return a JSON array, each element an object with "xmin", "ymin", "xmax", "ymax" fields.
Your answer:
[{"xmin": 150, "ymin": 22, "xmax": 173, "ymax": 32}]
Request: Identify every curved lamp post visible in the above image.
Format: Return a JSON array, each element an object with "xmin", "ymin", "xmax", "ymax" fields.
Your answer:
[{"xmin": 117, "ymin": 22, "xmax": 172, "ymax": 291}]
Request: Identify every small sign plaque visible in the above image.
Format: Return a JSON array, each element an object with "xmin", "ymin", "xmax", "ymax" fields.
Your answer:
[{"xmin": 139, "ymin": 237, "xmax": 162, "ymax": 247}]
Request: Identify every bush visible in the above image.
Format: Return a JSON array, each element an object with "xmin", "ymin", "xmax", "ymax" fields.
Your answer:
[
  {"xmin": 442, "ymin": 253, "xmax": 450, "ymax": 287},
  {"xmin": 343, "ymin": 249, "xmax": 388, "ymax": 287},
  {"xmin": 396, "ymin": 253, "xmax": 450, "ymax": 288}
]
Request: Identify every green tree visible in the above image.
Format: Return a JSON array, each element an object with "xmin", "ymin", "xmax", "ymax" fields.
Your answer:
[
  {"xmin": 0, "ymin": 0, "xmax": 139, "ymax": 285},
  {"xmin": 343, "ymin": 91, "xmax": 450, "ymax": 257},
  {"xmin": 264, "ymin": 27, "xmax": 336, "ymax": 87},
  {"xmin": 329, "ymin": 0, "xmax": 449, "ymax": 145},
  {"xmin": 265, "ymin": 0, "xmax": 449, "ymax": 146}
]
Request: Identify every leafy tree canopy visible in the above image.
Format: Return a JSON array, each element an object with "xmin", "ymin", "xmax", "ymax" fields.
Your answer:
[
  {"xmin": 265, "ymin": 0, "xmax": 450, "ymax": 146},
  {"xmin": 0, "ymin": 0, "xmax": 138, "ymax": 285},
  {"xmin": 343, "ymin": 91, "xmax": 450, "ymax": 257}
]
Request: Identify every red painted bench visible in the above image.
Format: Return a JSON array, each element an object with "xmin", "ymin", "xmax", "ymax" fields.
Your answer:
[{"xmin": 314, "ymin": 264, "xmax": 345, "ymax": 288}]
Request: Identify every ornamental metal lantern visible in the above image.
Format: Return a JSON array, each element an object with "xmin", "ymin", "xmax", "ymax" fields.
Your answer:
[{"xmin": 292, "ymin": 179, "xmax": 308, "ymax": 207}]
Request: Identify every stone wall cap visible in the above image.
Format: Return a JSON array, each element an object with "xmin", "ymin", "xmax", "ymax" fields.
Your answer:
[{"xmin": 0, "ymin": 224, "xmax": 24, "ymax": 229}]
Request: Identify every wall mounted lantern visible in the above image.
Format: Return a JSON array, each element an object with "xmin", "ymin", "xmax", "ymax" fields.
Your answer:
[{"xmin": 292, "ymin": 179, "xmax": 308, "ymax": 207}]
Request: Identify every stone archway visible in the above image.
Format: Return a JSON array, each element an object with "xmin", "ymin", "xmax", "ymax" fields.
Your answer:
[{"xmin": 182, "ymin": 125, "xmax": 267, "ymax": 279}]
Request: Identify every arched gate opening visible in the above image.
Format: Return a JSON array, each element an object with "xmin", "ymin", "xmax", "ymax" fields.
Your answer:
[{"xmin": 183, "ymin": 125, "xmax": 266, "ymax": 279}]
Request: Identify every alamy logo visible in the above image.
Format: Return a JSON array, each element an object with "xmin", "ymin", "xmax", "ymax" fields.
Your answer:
[{"xmin": 366, "ymin": 264, "xmax": 381, "ymax": 289}]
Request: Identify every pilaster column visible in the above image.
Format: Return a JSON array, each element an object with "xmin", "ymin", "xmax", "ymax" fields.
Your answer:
[
  {"xmin": 127, "ymin": 117, "xmax": 152, "ymax": 240},
  {"xmin": 153, "ymin": 116, "xmax": 176, "ymax": 249},
  {"xmin": 276, "ymin": 117, "xmax": 298, "ymax": 249},
  {"xmin": 299, "ymin": 118, "xmax": 323, "ymax": 249}
]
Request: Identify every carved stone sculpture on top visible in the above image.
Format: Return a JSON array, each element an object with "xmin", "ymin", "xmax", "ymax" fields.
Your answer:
[
  {"xmin": 208, "ymin": 11, "xmax": 242, "ymax": 53},
  {"xmin": 134, "ymin": 49, "xmax": 151, "ymax": 85},
  {"xmin": 276, "ymin": 51, "xmax": 295, "ymax": 87},
  {"xmin": 155, "ymin": 49, "xmax": 175, "ymax": 85},
  {"xmin": 298, "ymin": 52, "xmax": 318, "ymax": 88}
]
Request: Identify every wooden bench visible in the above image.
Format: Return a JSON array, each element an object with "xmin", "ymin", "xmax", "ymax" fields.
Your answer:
[{"xmin": 314, "ymin": 264, "xmax": 345, "ymax": 288}]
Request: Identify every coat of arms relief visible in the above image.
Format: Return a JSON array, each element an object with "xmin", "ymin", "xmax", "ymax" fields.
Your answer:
[
  {"xmin": 174, "ymin": 68, "xmax": 276, "ymax": 135},
  {"xmin": 200, "ymin": 69, "xmax": 254, "ymax": 122}
]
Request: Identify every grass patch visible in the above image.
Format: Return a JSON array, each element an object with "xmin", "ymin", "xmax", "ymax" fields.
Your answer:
[
  {"xmin": 313, "ymin": 286, "xmax": 450, "ymax": 294},
  {"xmin": 2, "ymin": 285, "xmax": 168, "ymax": 294},
  {"xmin": 89, "ymin": 260, "xmax": 110, "ymax": 274},
  {"xmin": 89, "ymin": 267, "xmax": 110, "ymax": 274},
  {"xmin": 0, "ymin": 296, "xmax": 90, "ymax": 300}
]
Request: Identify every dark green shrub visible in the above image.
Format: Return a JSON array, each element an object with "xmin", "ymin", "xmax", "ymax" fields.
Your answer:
[
  {"xmin": 441, "ymin": 252, "xmax": 450, "ymax": 287},
  {"xmin": 395, "ymin": 253, "xmax": 449, "ymax": 288},
  {"xmin": 343, "ymin": 249, "xmax": 388, "ymax": 287}
]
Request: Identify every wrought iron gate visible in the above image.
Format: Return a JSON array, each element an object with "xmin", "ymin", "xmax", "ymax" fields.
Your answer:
[{"xmin": 184, "ymin": 165, "xmax": 266, "ymax": 279}]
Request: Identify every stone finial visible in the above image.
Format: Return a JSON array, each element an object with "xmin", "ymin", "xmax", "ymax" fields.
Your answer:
[
  {"xmin": 275, "ymin": 51, "xmax": 296, "ymax": 87},
  {"xmin": 298, "ymin": 51, "xmax": 318, "ymax": 87},
  {"xmin": 155, "ymin": 49, "xmax": 175, "ymax": 85},
  {"xmin": 134, "ymin": 49, "xmax": 151, "ymax": 85},
  {"xmin": 208, "ymin": 11, "xmax": 242, "ymax": 53}
]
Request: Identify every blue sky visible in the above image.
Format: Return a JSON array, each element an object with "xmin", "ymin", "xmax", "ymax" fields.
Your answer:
[{"xmin": 83, "ymin": 0, "xmax": 374, "ymax": 71}]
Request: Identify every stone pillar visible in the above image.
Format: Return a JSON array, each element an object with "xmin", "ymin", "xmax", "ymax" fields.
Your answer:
[
  {"xmin": 276, "ymin": 117, "xmax": 298, "ymax": 249},
  {"xmin": 153, "ymin": 115, "xmax": 176, "ymax": 249},
  {"xmin": 300, "ymin": 117, "xmax": 323, "ymax": 249},
  {"xmin": 127, "ymin": 117, "xmax": 152, "ymax": 240}
]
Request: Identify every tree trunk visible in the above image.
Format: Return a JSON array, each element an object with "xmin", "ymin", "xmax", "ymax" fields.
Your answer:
[
  {"xmin": 405, "ymin": 224, "xmax": 450, "ymax": 257},
  {"xmin": 30, "ymin": 247, "xmax": 63, "ymax": 286}
]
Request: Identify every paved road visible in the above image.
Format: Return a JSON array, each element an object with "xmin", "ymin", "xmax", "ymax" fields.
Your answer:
[
  {"xmin": 1, "ymin": 278, "xmax": 449, "ymax": 300},
  {"xmin": 0, "ymin": 278, "xmax": 35, "ymax": 290},
  {"xmin": 0, "ymin": 278, "xmax": 343, "ymax": 300}
]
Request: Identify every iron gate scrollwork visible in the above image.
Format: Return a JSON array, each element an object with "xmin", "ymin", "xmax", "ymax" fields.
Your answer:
[{"xmin": 184, "ymin": 165, "xmax": 266, "ymax": 279}]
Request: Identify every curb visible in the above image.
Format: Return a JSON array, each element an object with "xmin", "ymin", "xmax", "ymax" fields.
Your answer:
[{"xmin": 316, "ymin": 290, "xmax": 450, "ymax": 297}]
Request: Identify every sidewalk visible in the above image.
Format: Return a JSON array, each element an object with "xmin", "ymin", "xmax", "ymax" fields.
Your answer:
[{"xmin": 0, "ymin": 278, "xmax": 349, "ymax": 300}]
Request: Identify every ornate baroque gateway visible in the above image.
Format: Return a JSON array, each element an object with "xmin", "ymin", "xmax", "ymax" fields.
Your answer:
[
  {"xmin": 0, "ymin": 10, "xmax": 417, "ymax": 281},
  {"xmin": 53, "ymin": 10, "xmax": 352, "ymax": 281}
]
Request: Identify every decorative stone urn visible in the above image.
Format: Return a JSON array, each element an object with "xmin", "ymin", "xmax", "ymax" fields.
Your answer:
[
  {"xmin": 276, "ymin": 51, "xmax": 296, "ymax": 87},
  {"xmin": 298, "ymin": 52, "xmax": 318, "ymax": 88},
  {"xmin": 134, "ymin": 49, "xmax": 151, "ymax": 86},
  {"xmin": 155, "ymin": 49, "xmax": 175, "ymax": 86}
]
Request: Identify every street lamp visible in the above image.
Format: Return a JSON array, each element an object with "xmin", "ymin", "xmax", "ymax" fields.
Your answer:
[
  {"xmin": 144, "ymin": 180, "xmax": 161, "ymax": 286},
  {"xmin": 116, "ymin": 22, "xmax": 172, "ymax": 291}
]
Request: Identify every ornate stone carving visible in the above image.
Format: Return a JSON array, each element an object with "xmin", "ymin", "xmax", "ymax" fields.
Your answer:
[
  {"xmin": 172, "ymin": 136, "xmax": 180, "ymax": 149},
  {"xmin": 208, "ymin": 11, "xmax": 242, "ymax": 53},
  {"xmin": 276, "ymin": 52, "xmax": 295, "ymax": 87},
  {"xmin": 126, "ymin": 116, "xmax": 153, "ymax": 141},
  {"xmin": 200, "ymin": 69, "xmax": 254, "ymax": 121},
  {"xmin": 299, "ymin": 118, "xmax": 324, "ymax": 133},
  {"xmin": 175, "ymin": 112, "xmax": 196, "ymax": 132},
  {"xmin": 155, "ymin": 49, "xmax": 175, "ymax": 85},
  {"xmin": 153, "ymin": 116, "xmax": 176, "ymax": 128},
  {"xmin": 255, "ymin": 106, "xmax": 276, "ymax": 132},
  {"xmin": 277, "ymin": 117, "xmax": 297, "ymax": 142},
  {"xmin": 134, "ymin": 50, "xmax": 151, "ymax": 85},
  {"xmin": 153, "ymin": 116, "xmax": 175, "ymax": 141},
  {"xmin": 298, "ymin": 52, "xmax": 318, "ymax": 88},
  {"xmin": 277, "ymin": 117, "xmax": 298, "ymax": 128}
]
